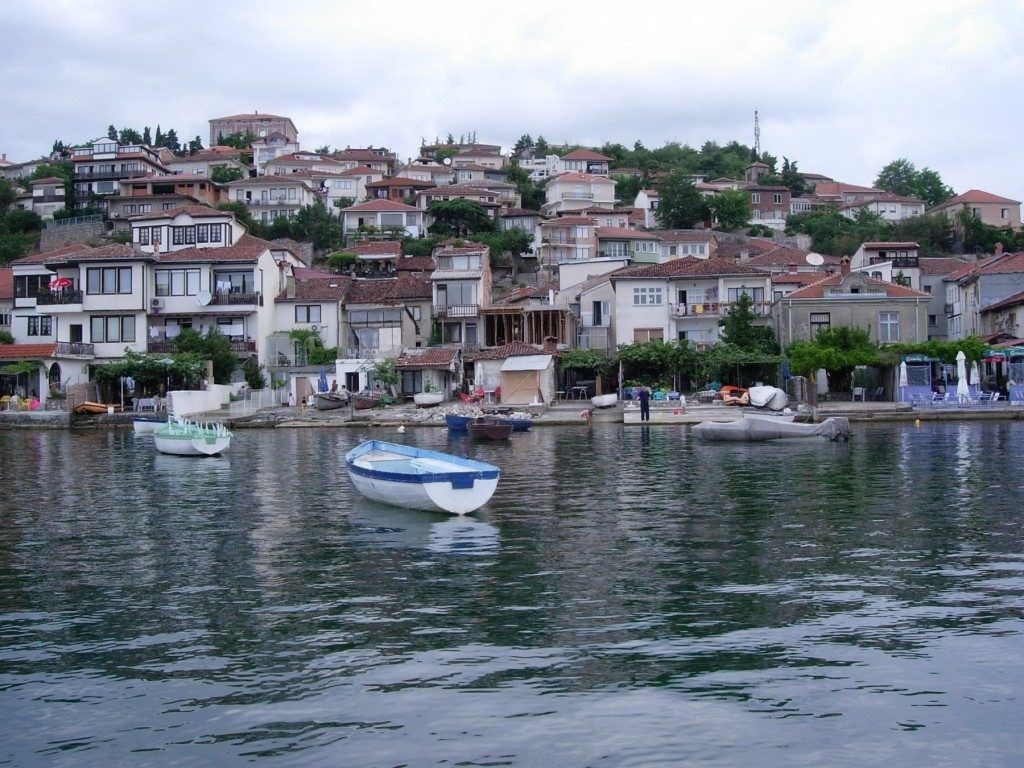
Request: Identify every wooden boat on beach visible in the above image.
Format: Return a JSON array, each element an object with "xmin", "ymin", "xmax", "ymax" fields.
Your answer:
[
  {"xmin": 345, "ymin": 440, "xmax": 500, "ymax": 514},
  {"xmin": 467, "ymin": 417, "xmax": 512, "ymax": 441},
  {"xmin": 314, "ymin": 392, "xmax": 349, "ymax": 410},
  {"xmin": 74, "ymin": 401, "xmax": 118, "ymax": 415},
  {"xmin": 351, "ymin": 393, "xmax": 383, "ymax": 410},
  {"xmin": 691, "ymin": 416, "xmax": 850, "ymax": 442}
]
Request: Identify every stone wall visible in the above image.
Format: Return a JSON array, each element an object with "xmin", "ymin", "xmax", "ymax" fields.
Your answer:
[{"xmin": 39, "ymin": 221, "xmax": 108, "ymax": 251}]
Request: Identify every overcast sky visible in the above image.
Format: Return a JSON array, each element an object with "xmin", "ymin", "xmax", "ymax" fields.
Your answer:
[{"xmin": 3, "ymin": 0, "xmax": 1023, "ymax": 200}]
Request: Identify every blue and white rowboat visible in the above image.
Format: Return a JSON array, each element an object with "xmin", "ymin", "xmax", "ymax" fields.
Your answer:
[{"xmin": 345, "ymin": 440, "xmax": 500, "ymax": 515}]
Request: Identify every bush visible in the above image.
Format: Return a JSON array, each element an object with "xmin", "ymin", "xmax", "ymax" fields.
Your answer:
[
  {"xmin": 0, "ymin": 330, "xmax": 14, "ymax": 344},
  {"xmin": 241, "ymin": 358, "xmax": 266, "ymax": 389}
]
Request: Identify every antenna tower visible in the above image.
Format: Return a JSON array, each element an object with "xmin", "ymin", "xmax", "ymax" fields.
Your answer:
[{"xmin": 754, "ymin": 109, "xmax": 761, "ymax": 156}]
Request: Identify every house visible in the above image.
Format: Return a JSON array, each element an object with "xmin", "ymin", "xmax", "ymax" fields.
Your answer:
[
  {"xmin": 343, "ymin": 240, "xmax": 404, "ymax": 277},
  {"xmin": 580, "ymin": 207, "xmax": 632, "ymax": 228},
  {"xmin": 264, "ymin": 152, "xmax": 346, "ymax": 177},
  {"xmin": 341, "ymin": 199, "xmax": 424, "ymax": 238},
  {"xmin": 748, "ymin": 185, "xmax": 791, "ymax": 230},
  {"xmin": 454, "ymin": 179, "xmax": 521, "ymax": 209},
  {"xmin": 166, "ymin": 146, "xmax": 251, "ymax": 178},
  {"xmin": 499, "ymin": 208, "xmax": 544, "ymax": 233},
  {"xmin": 928, "ymin": 189, "xmax": 1021, "ymax": 228},
  {"xmin": 250, "ymin": 133, "xmax": 299, "ymax": 175},
  {"xmin": 416, "ymin": 184, "xmax": 504, "ymax": 220},
  {"xmin": 395, "ymin": 159, "xmax": 455, "ymax": 186},
  {"xmin": 559, "ymin": 149, "xmax": 612, "ymax": 176},
  {"xmin": 471, "ymin": 341, "xmax": 556, "ymax": 405},
  {"xmin": 0, "ymin": 156, "xmax": 52, "ymax": 182},
  {"xmin": 542, "ymin": 172, "xmax": 616, "ymax": 215},
  {"xmin": 634, "ymin": 188, "xmax": 660, "ymax": 228},
  {"xmin": 395, "ymin": 346, "xmax": 462, "ymax": 399},
  {"xmin": 740, "ymin": 244, "xmax": 840, "ymax": 274},
  {"xmin": 27, "ymin": 177, "xmax": 66, "ymax": 219},
  {"xmin": 271, "ymin": 275, "xmax": 352, "ymax": 365},
  {"xmin": 980, "ymin": 289, "xmax": 1024, "ymax": 342},
  {"xmin": 655, "ymin": 231, "xmax": 717, "ymax": 261},
  {"xmin": 430, "ymin": 243, "xmax": 491, "ymax": 348},
  {"xmin": 743, "ymin": 162, "xmax": 771, "ymax": 184},
  {"xmin": 790, "ymin": 195, "xmax": 831, "ymax": 216},
  {"xmin": 225, "ymin": 176, "xmax": 320, "ymax": 222},
  {"xmin": 209, "ymin": 112, "xmax": 298, "ymax": 145},
  {"xmin": 839, "ymin": 194, "xmax": 925, "ymax": 221},
  {"xmin": 944, "ymin": 248, "xmax": 1024, "ymax": 339},
  {"xmin": 538, "ymin": 216, "xmax": 598, "ymax": 266},
  {"xmin": 451, "ymin": 145, "xmax": 506, "ymax": 170},
  {"xmin": 332, "ymin": 147, "xmax": 397, "ymax": 176},
  {"xmin": 596, "ymin": 227, "xmax": 660, "ymax": 262},
  {"xmin": 109, "ymin": 174, "xmax": 228, "ymax": 220},
  {"xmin": 849, "ymin": 241, "xmax": 921, "ymax": 289},
  {"xmin": 341, "ymin": 275, "xmax": 433, "ymax": 358},
  {"xmin": 774, "ymin": 265, "xmax": 930, "ymax": 346},
  {"xmin": 421, "ymin": 141, "xmax": 503, "ymax": 161},
  {"xmin": 917, "ymin": 257, "xmax": 970, "ymax": 340},
  {"xmin": 70, "ymin": 138, "xmax": 170, "ymax": 211},
  {"xmin": 812, "ymin": 181, "xmax": 887, "ymax": 207},
  {"xmin": 610, "ymin": 257, "xmax": 773, "ymax": 346},
  {"xmin": 0, "ymin": 267, "xmax": 13, "ymax": 335},
  {"xmin": 365, "ymin": 177, "xmax": 434, "ymax": 202},
  {"xmin": 800, "ymin": 172, "xmax": 834, "ymax": 192},
  {"xmin": 558, "ymin": 271, "xmax": 619, "ymax": 354}
]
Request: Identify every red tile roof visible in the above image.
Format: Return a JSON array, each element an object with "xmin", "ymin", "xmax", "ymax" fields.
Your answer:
[
  {"xmin": 613, "ymin": 256, "xmax": 769, "ymax": 280},
  {"xmin": 771, "ymin": 271, "xmax": 828, "ymax": 286},
  {"xmin": 276, "ymin": 276, "xmax": 352, "ymax": 302},
  {"xmin": 339, "ymin": 165, "xmax": 383, "ymax": 177},
  {"xmin": 345, "ymin": 277, "xmax": 431, "ymax": 304},
  {"xmin": 547, "ymin": 172, "xmax": 613, "ymax": 185},
  {"xmin": 131, "ymin": 203, "xmax": 232, "ymax": 221},
  {"xmin": 396, "ymin": 346, "xmax": 458, "ymax": 369},
  {"xmin": 0, "ymin": 343, "xmax": 57, "ymax": 360},
  {"xmin": 655, "ymin": 230, "xmax": 717, "ymax": 244},
  {"xmin": 784, "ymin": 273, "xmax": 930, "ymax": 299},
  {"xmin": 560, "ymin": 149, "xmax": 613, "ymax": 162},
  {"xmin": 267, "ymin": 152, "xmax": 343, "ymax": 166},
  {"xmin": 365, "ymin": 177, "xmax": 433, "ymax": 188},
  {"xmin": 293, "ymin": 266, "xmax": 334, "ymax": 280},
  {"xmin": 419, "ymin": 184, "xmax": 504, "ymax": 197},
  {"xmin": 342, "ymin": 199, "xmax": 419, "ymax": 212},
  {"xmin": 499, "ymin": 208, "xmax": 543, "ymax": 217},
  {"xmin": 933, "ymin": 189, "xmax": 1021, "ymax": 206},
  {"xmin": 473, "ymin": 342, "xmax": 545, "ymax": 360},
  {"xmin": 0, "ymin": 268, "xmax": 13, "ymax": 299},
  {"xmin": 346, "ymin": 240, "xmax": 403, "ymax": 257},
  {"xmin": 11, "ymin": 244, "xmax": 89, "ymax": 266},
  {"xmin": 156, "ymin": 234, "xmax": 275, "ymax": 264},
  {"xmin": 29, "ymin": 176, "xmax": 65, "ymax": 186},
  {"xmin": 333, "ymin": 148, "xmax": 396, "ymax": 162},
  {"xmin": 813, "ymin": 181, "xmax": 882, "ymax": 197},
  {"xmin": 595, "ymin": 226, "xmax": 659, "ymax": 240},
  {"xmin": 977, "ymin": 252, "xmax": 1024, "ymax": 275},
  {"xmin": 742, "ymin": 246, "xmax": 841, "ymax": 269},
  {"xmin": 917, "ymin": 257, "xmax": 970, "ymax": 277},
  {"xmin": 542, "ymin": 216, "xmax": 595, "ymax": 226},
  {"xmin": 980, "ymin": 289, "xmax": 1024, "ymax": 314}
]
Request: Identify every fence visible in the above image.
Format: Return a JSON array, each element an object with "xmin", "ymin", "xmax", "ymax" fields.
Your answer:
[{"xmin": 228, "ymin": 387, "xmax": 287, "ymax": 417}]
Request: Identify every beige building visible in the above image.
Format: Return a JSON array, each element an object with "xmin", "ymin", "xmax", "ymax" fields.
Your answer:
[
  {"xmin": 773, "ymin": 268, "xmax": 930, "ymax": 346},
  {"xmin": 28, "ymin": 177, "xmax": 66, "ymax": 219},
  {"xmin": 538, "ymin": 216, "xmax": 598, "ymax": 266},
  {"xmin": 929, "ymin": 189, "xmax": 1021, "ymax": 228},
  {"xmin": 209, "ymin": 112, "xmax": 297, "ymax": 145}
]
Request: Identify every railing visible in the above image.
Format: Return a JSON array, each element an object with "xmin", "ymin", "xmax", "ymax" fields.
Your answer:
[
  {"xmin": 54, "ymin": 341, "xmax": 95, "ymax": 357},
  {"xmin": 542, "ymin": 235, "xmax": 572, "ymax": 244},
  {"xmin": 435, "ymin": 304, "xmax": 479, "ymax": 318},
  {"xmin": 341, "ymin": 346, "xmax": 402, "ymax": 359},
  {"xmin": 598, "ymin": 249, "xmax": 629, "ymax": 259},
  {"xmin": 148, "ymin": 338, "xmax": 256, "ymax": 353},
  {"xmin": 228, "ymin": 387, "xmax": 288, "ymax": 417},
  {"xmin": 563, "ymin": 191, "xmax": 594, "ymax": 199},
  {"xmin": 32, "ymin": 193, "xmax": 64, "ymax": 203},
  {"xmin": 577, "ymin": 329, "xmax": 613, "ymax": 353},
  {"xmin": 45, "ymin": 214, "xmax": 103, "ymax": 229},
  {"xmin": 74, "ymin": 170, "xmax": 149, "ymax": 180},
  {"xmin": 211, "ymin": 291, "xmax": 262, "ymax": 306},
  {"xmin": 254, "ymin": 196, "xmax": 300, "ymax": 205},
  {"xmin": 36, "ymin": 289, "xmax": 84, "ymax": 305},
  {"xmin": 672, "ymin": 301, "xmax": 772, "ymax": 317}
]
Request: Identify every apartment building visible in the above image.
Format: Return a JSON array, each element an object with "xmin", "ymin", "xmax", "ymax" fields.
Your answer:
[
  {"xmin": 108, "ymin": 174, "xmax": 228, "ymax": 220},
  {"xmin": 209, "ymin": 112, "xmax": 297, "ymax": 145},
  {"xmin": 538, "ymin": 216, "xmax": 598, "ymax": 266},
  {"xmin": 27, "ymin": 177, "xmax": 66, "ymax": 219},
  {"xmin": 341, "ymin": 200, "xmax": 425, "ymax": 238},
  {"xmin": 839, "ymin": 194, "xmax": 925, "ymax": 222},
  {"xmin": 929, "ymin": 189, "xmax": 1021, "ymax": 228},
  {"xmin": 251, "ymin": 133, "xmax": 299, "ymax": 175},
  {"xmin": 430, "ymin": 243, "xmax": 492, "ymax": 348},
  {"xmin": 747, "ymin": 185, "xmax": 791, "ymax": 231},
  {"xmin": 226, "ymin": 176, "xmax": 320, "ymax": 222},
  {"xmin": 165, "ymin": 146, "xmax": 251, "ymax": 177},
  {"xmin": 559, "ymin": 149, "xmax": 612, "ymax": 176},
  {"xmin": 542, "ymin": 173, "xmax": 616, "ymax": 215},
  {"xmin": 70, "ymin": 138, "xmax": 170, "ymax": 211}
]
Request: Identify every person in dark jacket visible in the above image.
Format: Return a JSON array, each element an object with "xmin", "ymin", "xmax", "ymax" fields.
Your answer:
[{"xmin": 638, "ymin": 386, "xmax": 651, "ymax": 422}]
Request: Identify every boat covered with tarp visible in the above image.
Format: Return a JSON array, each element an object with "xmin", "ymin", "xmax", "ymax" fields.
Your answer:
[
  {"xmin": 691, "ymin": 416, "xmax": 850, "ymax": 442},
  {"xmin": 345, "ymin": 440, "xmax": 500, "ymax": 515}
]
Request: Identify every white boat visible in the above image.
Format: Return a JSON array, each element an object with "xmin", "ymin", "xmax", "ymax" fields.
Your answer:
[
  {"xmin": 133, "ymin": 416, "xmax": 164, "ymax": 434},
  {"xmin": 153, "ymin": 417, "xmax": 233, "ymax": 456},
  {"xmin": 747, "ymin": 385, "xmax": 789, "ymax": 410},
  {"xmin": 591, "ymin": 393, "xmax": 618, "ymax": 408},
  {"xmin": 413, "ymin": 391, "xmax": 444, "ymax": 407},
  {"xmin": 691, "ymin": 416, "xmax": 850, "ymax": 442},
  {"xmin": 345, "ymin": 440, "xmax": 499, "ymax": 515}
]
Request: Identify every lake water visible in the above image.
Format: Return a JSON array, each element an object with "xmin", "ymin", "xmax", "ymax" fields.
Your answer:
[{"xmin": 1, "ymin": 422, "xmax": 1023, "ymax": 767}]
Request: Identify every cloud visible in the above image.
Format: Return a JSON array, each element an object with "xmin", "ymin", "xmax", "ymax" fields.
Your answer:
[{"xmin": 2, "ymin": 0, "xmax": 1023, "ymax": 200}]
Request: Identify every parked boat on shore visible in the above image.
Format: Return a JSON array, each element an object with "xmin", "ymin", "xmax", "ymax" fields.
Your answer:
[
  {"xmin": 314, "ymin": 392, "xmax": 349, "ymax": 411},
  {"xmin": 74, "ymin": 401, "xmax": 119, "ymax": 415},
  {"xmin": 345, "ymin": 440, "xmax": 500, "ymax": 514},
  {"xmin": 153, "ymin": 418, "xmax": 233, "ymax": 456},
  {"xmin": 413, "ymin": 391, "xmax": 444, "ymax": 407},
  {"xmin": 692, "ymin": 416, "xmax": 850, "ymax": 442},
  {"xmin": 352, "ymin": 393, "xmax": 383, "ymax": 410}
]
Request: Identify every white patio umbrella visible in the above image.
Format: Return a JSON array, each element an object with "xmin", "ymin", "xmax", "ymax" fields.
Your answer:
[
  {"xmin": 970, "ymin": 361, "xmax": 981, "ymax": 387},
  {"xmin": 956, "ymin": 351, "xmax": 969, "ymax": 401},
  {"xmin": 816, "ymin": 367, "xmax": 829, "ymax": 396},
  {"xmin": 898, "ymin": 361, "xmax": 908, "ymax": 401}
]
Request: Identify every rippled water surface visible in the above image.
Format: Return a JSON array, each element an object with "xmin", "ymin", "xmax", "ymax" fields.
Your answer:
[{"xmin": 2, "ymin": 422, "xmax": 1024, "ymax": 766}]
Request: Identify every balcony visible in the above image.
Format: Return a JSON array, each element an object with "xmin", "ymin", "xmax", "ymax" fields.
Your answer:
[
  {"xmin": 211, "ymin": 291, "xmax": 262, "ymax": 306},
  {"xmin": 53, "ymin": 341, "xmax": 95, "ymax": 358},
  {"xmin": 74, "ymin": 169, "xmax": 149, "ymax": 181},
  {"xmin": 149, "ymin": 337, "xmax": 255, "ymax": 354},
  {"xmin": 252, "ymin": 196, "xmax": 301, "ymax": 206},
  {"xmin": 562, "ymin": 191, "xmax": 594, "ymax": 200},
  {"xmin": 32, "ymin": 193, "xmax": 65, "ymax": 204},
  {"xmin": 542, "ymin": 235, "xmax": 572, "ymax": 244},
  {"xmin": 36, "ymin": 289, "xmax": 84, "ymax": 306},
  {"xmin": 672, "ymin": 301, "xmax": 772, "ymax": 318},
  {"xmin": 341, "ymin": 346, "xmax": 402, "ymax": 359},
  {"xmin": 435, "ymin": 304, "xmax": 479, "ymax": 318}
]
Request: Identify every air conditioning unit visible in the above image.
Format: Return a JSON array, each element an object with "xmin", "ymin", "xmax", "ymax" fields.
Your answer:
[{"xmin": 151, "ymin": 298, "xmax": 162, "ymax": 311}]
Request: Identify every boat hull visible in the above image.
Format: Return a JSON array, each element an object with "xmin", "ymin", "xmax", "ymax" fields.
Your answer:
[
  {"xmin": 314, "ymin": 393, "xmax": 348, "ymax": 410},
  {"xmin": 467, "ymin": 418, "xmax": 512, "ymax": 440},
  {"xmin": 345, "ymin": 440, "xmax": 500, "ymax": 515},
  {"xmin": 352, "ymin": 395, "xmax": 382, "ymax": 410},
  {"xmin": 591, "ymin": 393, "xmax": 618, "ymax": 408},
  {"xmin": 692, "ymin": 416, "xmax": 850, "ymax": 442},
  {"xmin": 494, "ymin": 417, "xmax": 532, "ymax": 432},
  {"xmin": 445, "ymin": 414, "xmax": 473, "ymax": 431},
  {"xmin": 413, "ymin": 392, "xmax": 444, "ymax": 407},
  {"xmin": 133, "ymin": 418, "xmax": 163, "ymax": 434},
  {"xmin": 154, "ymin": 434, "xmax": 232, "ymax": 455}
]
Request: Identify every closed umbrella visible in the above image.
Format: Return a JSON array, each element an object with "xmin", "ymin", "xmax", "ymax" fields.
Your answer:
[
  {"xmin": 956, "ymin": 351, "xmax": 969, "ymax": 402},
  {"xmin": 899, "ymin": 361, "xmax": 908, "ymax": 402},
  {"xmin": 970, "ymin": 361, "xmax": 981, "ymax": 387},
  {"xmin": 318, "ymin": 372, "xmax": 329, "ymax": 392},
  {"xmin": 816, "ymin": 368, "xmax": 829, "ymax": 396}
]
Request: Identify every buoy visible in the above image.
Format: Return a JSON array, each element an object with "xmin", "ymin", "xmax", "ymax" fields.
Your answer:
[
  {"xmin": 397, "ymin": 425, "xmax": 406, "ymax": 433},
  {"xmin": 915, "ymin": 418, "xmax": 920, "ymax": 427}
]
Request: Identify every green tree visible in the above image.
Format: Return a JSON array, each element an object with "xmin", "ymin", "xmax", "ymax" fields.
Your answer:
[
  {"xmin": 118, "ymin": 127, "xmax": 143, "ymax": 145},
  {"xmin": 427, "ymin": 199, "xmax": 497, "ymax": 236},
  {"xmin": 172, "ymin": 328, "xmax": 238, "ymax": 384},
  {"xmin": 314, "ymin": 144, "xmax": 331, "ymax": 154},
  {"xmin": 217, "ymin": 201, "xmax": 258, "ymax": 232},
  {"xmin": 474, "ymin": 227, "xmax": 533, "ymax": 276},
  {"xmin": 534, "ymin": 136, "xmax": 549, "ymax": 155},
  {"xmin": 325, "ymin": 251, "xmax": 358, "ymax": 272},
  {"xmin": 0, "ymin": 180, "xmax": 15, "ymax": 209},
  {"xmin": 875, "ymin": 158, "xmax": 954, "ymax": 207},
  {"xmin": 162, "ymin": 128, "xmax": 180, "ymax": 152},
  {"xmin": 107, "ymin": 124, "xmax": 118, "ymax": 140},
  {"xmin": 513, "ymin": 134, "xmax": 534, "ymax": 154},
  {"xmin": 142, "ymin": 126, "xmax": 152, "ymax": 145},
  {"xmin": 154, "ymin": 125, "xmax": 163, "ymax": 146},
  {"xmin": 708, "ymin": 188, "xmax": 752, "ymax": 231},
  {"xmin": 210, "ymin": 166, "xmax": 244, "ymax": 184},
  {"xmin": 780, "ymin": 157, "xmax": 806, "ymax": 196},
  {"xmin": 719, "ymin": 292, "xmax": 777, "ymax": 353},
  {"xmin": 434, "ymin": 146, "xmax": 457, "ymax": 164},
  {"xmin": 505, "ymin": 161, "xmax": 545, "ymax": 210},
  {"xmin": 292, "ymin": 200, "xmax": 343, "ymax": 251},
  {"xmin": 612, "ymin": 173, "xmax": 643, "ymax": 206},
  {"xmin": 241, "ymin": 358, "xmax": 266, "ymax": 389},
  {"xmin": 914, "ymin": 167, "xmax": 954, "ymax": 208},
  {"xmin": 187, "ymin": 135, "xmax": 203, "ymax": 154},
  {"xmin": 0, "ymin": 330, "xmax": 14, "ymax": 344},
  {"xmin": 656, "ymin": 171, "xmax": 709, "ymax": 228}
]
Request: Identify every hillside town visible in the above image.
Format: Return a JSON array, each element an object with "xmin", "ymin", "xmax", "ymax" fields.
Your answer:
[{"xmin": 2, "ymin": 110, "xmax": 1023, "ymax": 409}]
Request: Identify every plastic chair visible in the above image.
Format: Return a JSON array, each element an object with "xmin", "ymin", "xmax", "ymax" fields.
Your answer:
[{"xmin": 852, "ymin": 387, "xmax": 865, "ymax": 402}]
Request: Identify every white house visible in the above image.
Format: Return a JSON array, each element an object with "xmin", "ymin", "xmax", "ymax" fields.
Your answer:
[
  {"xmin": 849, "ymin": 241, "xmax": 921, "ymax": 289},
  {"xmin": 341, "ymin": 199, "xmax": 425, "ymax": 238},
  {"xmin": 226, "ymin": 176, "xmax": 320, "ymax": 222},
  {"xmin": 634, "ymin": 189, "xmax": 660, "ymax": 228},
  {"xmin": 542, "ymin": 173, "xmax": 616, "ymax": 215},
  {"xmin": 251, "ymin": 133, "xmax": 299, "ymax": 175},
  {"xmin": 839, "ymin": 194, "xmax": 925, "ymax": 222}
]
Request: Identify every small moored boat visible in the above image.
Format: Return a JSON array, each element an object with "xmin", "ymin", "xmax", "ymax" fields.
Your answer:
[
  {"xmin": 691, "ymin": 416, "xmax": 850, "ymax": 442},
  {"xmin": 352, "ymin": 393, "xmax": 383, "ymax": 410},
  {"xmin": 74, "ymin": 401, "xmax": 118, "ymax": 415},
  {"xmin": 314, "ymin": 392, "xmax": 349, "ymax": 410},
  {"xmin": 153, "ymin": 417, "xmax": 233, "ymax": 456},
  {"xmin": 494, "ymin": 416, "xmax": 532, "ymax": 432},
  {"xmin": 413, "ymin": 391, "xmax": 444, "ymax": 407},
  {"xmin": 445, "ymin": 413, "xmax": 473, "ymax": 431},
  {"xmin": 133, "ymin": 415, "xmax": 165, "ymax": 434},
  {"xmin": 591, "ymin": 393, "xmax": 618, "ymax": 408},
  {"xmin": 345, "ymin": 440, "xmax": 500, "ymax": 515},
  {"xmin": 467, "ymin": 417, "xmax": 512, "ymax": 441}
]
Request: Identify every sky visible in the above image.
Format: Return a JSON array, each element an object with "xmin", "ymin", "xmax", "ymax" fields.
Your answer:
[{"xmin": 3, "ymin": 0, "xmax": 1024, "ymax": 200}]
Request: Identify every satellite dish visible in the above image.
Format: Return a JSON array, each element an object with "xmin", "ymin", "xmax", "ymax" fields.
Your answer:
[
  {"xmin": 196, "ymin": 290, "xmax": 212, "ymax": 307},
  {"xmin": 442, "ymin": 157, "xmax": 452, "ymax": 166},
  {"xmin": 805, "ymin": 253, "xmax": 825, "ymax": 267}
]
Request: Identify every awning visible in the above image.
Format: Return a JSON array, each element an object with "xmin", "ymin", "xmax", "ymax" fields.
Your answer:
[{"xmin": 499, "ymin": 354, "xmax": 552, "ymax": 372}]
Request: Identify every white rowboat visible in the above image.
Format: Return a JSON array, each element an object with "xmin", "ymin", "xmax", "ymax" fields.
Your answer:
[
  {"xmin": 154, "ymin": 417, "xmax": 233, "ymax": 456},
  {"xmin": 345, "ymin": 440, "xmax": 499, "ymax": 515}
]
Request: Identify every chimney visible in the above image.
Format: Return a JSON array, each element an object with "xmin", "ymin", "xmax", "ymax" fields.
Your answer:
[
  {"xmin": 840, "ymin": 257, "xmax": 851, "ymax": 276},
  {"xmin": 739, "ymin": 249, "xmax": 749, "ymax": 261},
  {"xmin": 995, "ymin": 242, "xmax": 1004, "ymax": 256},
  {"xmin": 543, "ymin": 336, "xmax": 557, "ymax": 353},
  {"xmin": 788, "ymin": 262, "xmax": 797, "ymax": 272},
  {"xmin": 286, "ymin": 275, "xmax": 296, "ymax": 299}
]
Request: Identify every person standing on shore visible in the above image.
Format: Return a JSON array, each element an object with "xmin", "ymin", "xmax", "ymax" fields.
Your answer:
[{"xmin": 638, "ymin": 386, "xmax": 651, "ymax": 422}]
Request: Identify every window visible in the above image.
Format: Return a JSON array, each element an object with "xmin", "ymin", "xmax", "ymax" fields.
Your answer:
[
  {"xmin": 196, "ymin": 224, "xmax": 209, "ymax": 243},
  {"xmin": 214, "ymin": 271, "xmax": 254, "ymax": 294},
  {"xmin": 923, "ymin": 284, "xmax": 932, "ymax": 293},
  {"xmin": 172, "ymin": 227, "xmax": 184, "ymax": 245},
  {"xmin": 295, "ymin": 305, "xmax": 322, "ymax": 323},
  {"xmin": 929, "ymin": 315, "xmax": 937, "ymax": 326},
  {"xmin": 161, "ymin": 203, "xmax": 172, "ymax": 211},
  {"xmin": 592, "ymin": 300, "xmax": 610, "ymax": 326},
  {"xmin": 810, "ymin": 312, "xmax": 831, "ymax": 336},
  {"xmin": 751, "ymin": 192, "xmax": 761, "ymax": 204},
  {"xmin": 209, "ymin": 224, "xmax": 222, "ymax": 242},
  {"xmin": 752, "ymin": 210, "xmax": 761, "ymax": 219},
  {"xmin": 773, "ymin": 290, "xmax": 783, "ymax": 301},
  {"xmin": 14, "ymin": 274, "xmax": 49, "ymax": 299},
  {"xmin": 86, "ymin": 267, "xmax": 132, "ymax": 295},
  {"xmin": 632, "ymin": 287, "xmax": 663, "ymax": 305},
  {"xmin": 184, "ymin": 226, "xmax": 195, "ymax": 244},
  {"xmin": 727, "ymin": 287, "xmax": 765, "ymax": 303},
  {"xmin": 89, "ymin": 315, "xmax": 135, "ymax": 343},
  {"xmin": 124, "ymin": 204, "xmax": 135, "ymax": 214},
  {"xmin": 155, "ymin": 269, "xmax": 201, "ymax": 296},
  {"xmin": 0, "ymin": 312, "xmax": 10, "ymax": 327},
  {"xmin": 138, "ymin": 228, "xmax": 150, "ymax": 246},
  {"xmin": 879, "ymin": 311, "xmax": 900, "ymax": 342},
  {"xmin": 773, "ymin": 193, "xmax": 782, "ymax": 204},
  {"xmin": 633, "ymin": 328, "xmax": 663, "ymax": 342},
  {"xmin": 151, "ymin": 227, "xmax": 162, "ymax": 245},
  {"xmin": 138, "ymin": 204, "xmax": 151, "ymax": 213},
  {"xmin": 27, "ymin": 316, "xmax": 52, "ymax": 336}
]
